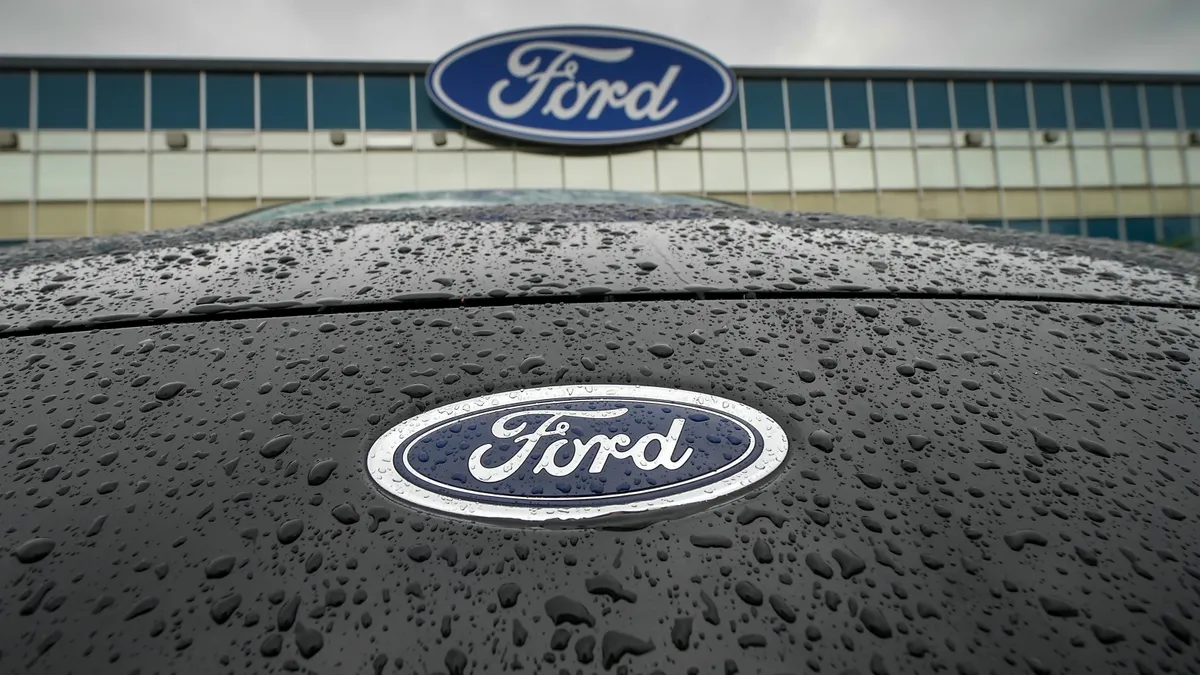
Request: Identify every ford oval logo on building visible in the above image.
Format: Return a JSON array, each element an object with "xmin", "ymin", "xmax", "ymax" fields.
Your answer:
[
  {"xmin": 366, "ymin": 385, "xmax": 788, "ymax": 524},
  {"xmin": 426, "ymin": 26, "xmax": 737, "ymax": 146}
]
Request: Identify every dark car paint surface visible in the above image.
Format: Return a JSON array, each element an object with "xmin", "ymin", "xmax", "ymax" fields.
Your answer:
[{"xmin": 1, "ymin": 202, "xmax": 1198, "ymax": 674}]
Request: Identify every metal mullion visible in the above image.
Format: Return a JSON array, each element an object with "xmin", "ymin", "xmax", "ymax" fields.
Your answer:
[
  {"xmin": 358, "ymin": 73, "xmax": 367, "ymax": 195},
  {"xmin": 1173, "ymin": 84, "xmax": 1198, "ymax": 245},
  {"xmin": 144, "ymin": 70, "xmax": 152, "ymax": 232},
  {"xmin": 1100, "ymin": 83, "xmax": 1125, "ymax": 240},
  {"xmin": 906, "ymin": 80, "xmax": 922, "ymax": 219},
  {"xmin": 696, "ymin": 111, "xmax": 707, "ymax": 198},
  {"xmin": 253, "ymin": 72, "xmax": 262, "ymax": 207},
  {"xmin": 200, "ymin": 72, "xmax": 208, "ymax": 222},
  {"xmin": 307, "ymin": 73, "xmax": 315, "ymax": 201},
  {"xmin": 87, "ymin": 70, "xmax": 95, "ymax": 236},
  {"xmin": 1063, "ymin": 82, "xmax": 1087, "ymax": 236},
  {"xmin": 823, "ymin": 79, "xmax": 838, "ymax": 212},
  {"xmin": 946, "ymin": 81, "xmax": 967, "ymax": 223},
  {"xmin": 781, "ymin": 78, "xmax": 796, "ymax": 211},
  {"xmin": 985, "ymin": 82, "xmax": 1006, "ymax": 227},
  {"xmin": 29, "ymin": 70, "xmax": 38, "ymax": 242},
  {"xmin": 738, "ymin": 78, "xmax": 750, "ymax": 205},
  {"xmin": 1025, "ymin": 81, "xmax": 1047, "ymax": 234},
  {"xmin": 1136, "ymin": 84, "xmax": 1162, "ymax": 242},
  {"xmin": 865, "ymin": 79, "xmax": 882, "ymax": 217},
  {"xmin": 410, "ymin": 75, "xmax": 419, "ymax": 191}
]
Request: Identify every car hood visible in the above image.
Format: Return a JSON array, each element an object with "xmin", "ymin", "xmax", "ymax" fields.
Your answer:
[{"xmin": 1, "ymin": 204, "xmax": 1198, "ymax": 335}]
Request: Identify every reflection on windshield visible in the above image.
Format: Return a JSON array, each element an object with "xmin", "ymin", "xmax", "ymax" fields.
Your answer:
[{"xmin": 219, "ymin": 189, "xmax": 744, "ymax": 223}]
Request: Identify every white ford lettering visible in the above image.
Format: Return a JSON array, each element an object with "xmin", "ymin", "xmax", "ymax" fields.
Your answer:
[
  {"xmin": 486, "ymin": 41, "xmax": 681, "ymax": 122},
  {"xmin": 466, "ymin": 408, "xmax": 693, "ymax": 482}
]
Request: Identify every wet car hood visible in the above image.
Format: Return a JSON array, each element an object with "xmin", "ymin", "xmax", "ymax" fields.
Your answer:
[{"xmin": 1, "ymin": 204, "xmax": 1198, "ymax": 335}]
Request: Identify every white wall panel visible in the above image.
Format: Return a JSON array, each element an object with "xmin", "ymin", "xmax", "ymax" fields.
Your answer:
[{"xmin": 95, "ymin": 154, "xmax": 147, "ymax": 199}]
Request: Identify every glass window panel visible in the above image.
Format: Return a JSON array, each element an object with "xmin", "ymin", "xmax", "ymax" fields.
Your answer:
[
  {"xmin": 1182, "ymin": 85, "xmax": 1200, "ymax": 128},
  {"xmin": 1125, "ymin": 217, "xmax": 1155, "ymax": 243},
  {"xmin": 913, "ymin": 81, "xmax": 951, "ymax": 129},
  {"xmin": 610, "ymin": 150, "xmax": 656, "ymax": 191},
  {"xmin": 38, "ymin": 72, "xmax": 87, "ymax": 129},
  {"xmin": 1073, "ymin": 148, "xmax": 1110, "ymax": 186},
  {"xmin": 829, "ymin": 80, "xmax": 869, "ymax": 129},
  {"xmin": 314, "ymin": 153, "xmax": 365, "ymax": 197},
  {"xmin": 151, "ymin": 73, "xmax": 199, "ymax": 129},
  {"xmin": 259, "ymin": 74, "xmax": 307, "ymax": 131},
  {"xmin": 95, "ymin": 154, "xmax": 147, "ymax": 199},
  {"xmin": 365, "ymin": 153, "xmax": 416, "ymax": 194},
  {"xmin": 1148, "ymin": 148, "xmax": 1184, "ymax": 185},
  {"xmin": 871, "ymin": 80, "xmax": 910, "ymax": 129},
  {"xmin": 832, "ymin": 150, "xmax": 874, "ymax": 190},
  {"xmin": 1048, "ymin": 219, "xmax": 1081, "ymax": 236},
  {"xmin": 564, "ymin": 155, "xmax": 610, "ymax": 189},
  {"xmin": 953, "ymin": 81, "xmax": 991, "ymax": 129},
  {"xmin": 364, "ymin": 75, "xmax": 412, "ymax": 130},
  {"xmin": 1035, "ymin": 150, "xmax": 1074, "ymax": 188},
  {"xmin": 705, "ymin": 95, "xmax": 742, "ymax": 130},
  {"xmin": 1070, "ymin": 82, "xmax": 1105, "ymax": 129},
  {"xmin": 417, "ymin": 153, "xmax": 467, "ymax": 190},
  {"xmin": 1107, "ymin": 84, "xmax": 1141, "ymax": 129},
  {"xmin": 787, "ymin": 79, "xmax": 828, "ymax": 130},
  {"xmin": 151, "ymin": 153, "xmax": 202, "ymax": 199},
  {"xmin": 206, "ymin": 153, "xmax": 258, "ymax": 197},
  {"xmin": 701, "ymin": 150, "xmax": 745, "ymax": 192},
  {"xmin": 95, "ymin": 72, "xmax": 144, "ymax": 130},
  {"xmin": 1112, "ymin": 148, "xmax": 1147, "ymax": 185},
  {"xmin": 743, "ymin": 79, "xmax": 784, "ymax": 129},
  {"xmin": 0, "ymin": 71, "xmax": 31, "ymax": 128},
  {"xmin": 656, "ymin": 151, "xmax": 701, "ymax": 192},
  {"xmin": 313, "ymin": 75, "xmax": 359, "ymax": 130},
  {"xmin": 915, "ymin": 148, "xmax": 956, "ymax": 188},
  {"xmin": 261, "ymin": 152, "xmax": 310, "ymax": 198},
  {"xmin": 1032, "ymin": 82, "xmax": 1068, "ymax": 129},
  {"xmin": 514, "ymin": 153, "xmax": 563, "ymax": 189},
  {"xmin": 957, "ymin": 149, "xmax": 995, "ymax": 188},
  {"xmin": 37, "ymin": 154, "xmax": 91, "ymax": 199},
  {"xmin": 1144, "ymin": 85, "xmax": 1177, "ymax": 129},
  {"xmin": 466, "ymin": 152, "xmax": 516, "ymax": 189},
  {"xmin": 1162, "ymin": 217, "xmax": 1193, "ymax": 246},
  {"xmin": 206, "ymin": 73, "xmax": 254, "ymax": 129},
  {"xmin": 414, "ymin": 77, "xmax": 457, "ymax": 130},
  {"xmin": 997, "ymin": 149, "xmax": 1035, "ymax": 187},
  {"xmin": 993, "ymin": 82, "xmax": 1029, "ymax": 129},
  {"xmin": 790, "ymin": 151, "xmax": 833, "ymax": 191},
  {"xmin": 0, "ymin": 154, "xmax": 32, "ymax": 199},
  {"xmin": 875, "ymin": 150, "xmax": 915, "ymax": 189},
  {"xmin": 746, "ymin": 151, "xmax": 789, "ymax": 192},
  {"xmin": 1087, "ymin": 218, "xmax": 1119, "ymax": 239}
]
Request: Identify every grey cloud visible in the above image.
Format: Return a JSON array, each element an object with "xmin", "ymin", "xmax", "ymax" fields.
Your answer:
[{"xmin": 0, "ymin": 0, "xmax": 1197, "ymax": 71}]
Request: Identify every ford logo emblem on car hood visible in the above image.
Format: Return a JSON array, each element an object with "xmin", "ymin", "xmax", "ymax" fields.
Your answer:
[
  {"xmin": 366, "ymin": 385, "xmax": 788, "ymax": 524},
  {"xmin": 426, "ymin": 26, "xmax": 737, "ymax": 146}
]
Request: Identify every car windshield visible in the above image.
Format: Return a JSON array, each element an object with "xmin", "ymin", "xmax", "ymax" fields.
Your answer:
[{"xmin": 220, "ymin": 189, "xmax": 745, "ymax": 223}]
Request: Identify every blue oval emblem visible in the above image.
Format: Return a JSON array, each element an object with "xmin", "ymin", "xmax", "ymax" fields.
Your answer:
[
  {"xmin": 426, "ymin": 26, "xmax": 737, "ymax": 146},
  {"xmin": 367, "ymin": 385, "xmax": 788, "ymax": 524}
]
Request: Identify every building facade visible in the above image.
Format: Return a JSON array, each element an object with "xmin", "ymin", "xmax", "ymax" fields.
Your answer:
[{"xmin": 1, "ymin": 56, "xmax": 1199, "ymax": 245}]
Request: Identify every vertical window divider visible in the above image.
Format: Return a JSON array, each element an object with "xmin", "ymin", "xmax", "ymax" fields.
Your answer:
[
  {"xmin": 780, "ymin": 78, "xmax": 796, "ymax": 212},
  {"xmin": 409, "ymin": 75, "xmax": 420, "ymax": 191},
  {"xmin": 199, "ymin": 72, "xmax": 208, "ymax": 223},
  {"xmin": 307, "ymin": 73, "xmax": 315, "ymax": 201},
  {"xmin": 1100, "ymin": 83, "xmax": 1125, "ymax": 240},
  {"xmin": 696, "ymin": 104, "xmax": 707, "ymax": 198},
  {"xmin": 87, "ymin": 70, "xmax": 96, "ymax": 237},
  {"xmin": 1137, "ymin": 84, "xmax": 1162, "ymax": 243},
  {"xmin": 1025, "ymin": 81, "xmax": 1047, "ymax": 234},
  {"xmin": 1173, "ymin": 84, "xmax": 1197, "ymax": 244},
  {"xmin": 946, "ymin": 81, "xmax": 966, "ymax": 223},
  {"xmin": 357, "ymin": 74, "xmax": 367, "ymax": 195},
  {"xmin": 985, "ymin": 82, "xmax": 1006, "ymax": 228},
  {"xmin": 823, "ymin": 79, "xmax": 838, "ymax": 213},
  {"xmin": 254, "ymin": 73, "xmax": 263, "ymax": 207},
  {"xmin": 144, "ymin": 70, "xmax": 152, "ymax": 232},
  {"xmin": 1064, "ymin": 82, "xmax": 1087, "ymax": 237},
  {"xmin": 28, "ymin": 71, "xmax": 39, "ymax": 242},
  {"xmin": 865, "ymin": 79, "xmax": 882, "ymax": 217},
  {"xmin": 906, "ymin": 80, "xmax": 922, "ymax": 218},
  {"xmin": 738, "ymin": 78, "xmax": 750, "ymax": 205}
]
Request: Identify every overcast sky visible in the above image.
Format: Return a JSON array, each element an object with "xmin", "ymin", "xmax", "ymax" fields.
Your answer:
[{"xmin": 2, "ymin": 0, "xmax": 1199, "ymax": 72}]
